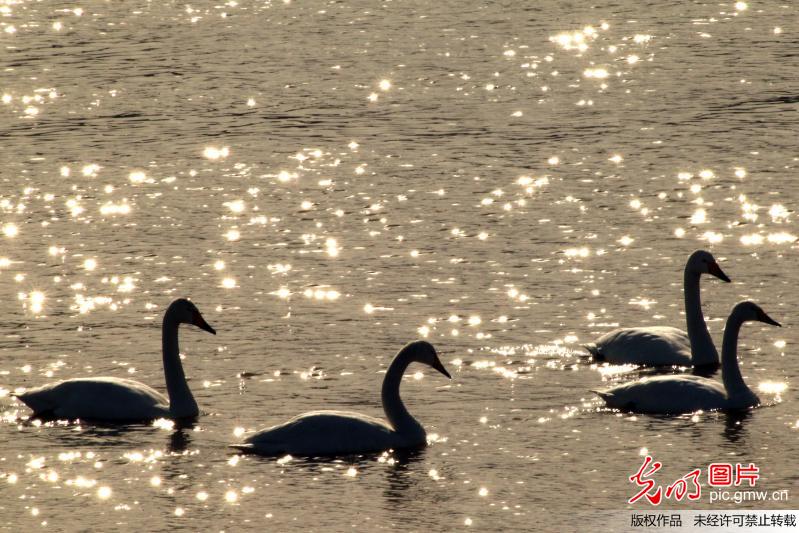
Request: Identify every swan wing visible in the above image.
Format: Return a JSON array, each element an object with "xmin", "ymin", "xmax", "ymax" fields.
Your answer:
[
  {"xmin": 16, "ymin": 377, "xmax": 169, "ymax": 421},
  {"xmin": 589, "ymin": 326, "xmax": 692, "ymax": 366},
  {"xmin": 594, "ymin": 374, "xmax": 727, "ymax": 414},
  {"xmin": 240, "ymin": 410, "xmax": 406, "ymax": 456}
]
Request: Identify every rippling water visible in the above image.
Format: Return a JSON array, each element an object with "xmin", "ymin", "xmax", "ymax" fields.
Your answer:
[{"xmin": 1, "ymin": 0, "xmax": 797, "ymax": 530}]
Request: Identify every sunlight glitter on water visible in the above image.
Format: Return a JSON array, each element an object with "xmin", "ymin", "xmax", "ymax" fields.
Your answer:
[
  {"xmin": 2, "ymin": 223, "xmax": 18, "ymax": 238},
  {"xmin": 27, "ymin": 291, "xmax": 45, "ymax": 314},
  {"xmin": 757, "ymin": 382, "xmax": 788, "ymax": 395},
  {"xmin": 99, "ymin": 201, "xmax": 131, "ymax": 216},
  {"xmin": 0, "ymin": 2, "xmax": 796, "ymax": 531},
  {"xmin": 203, "ymin": 146, "xmax": 230, "ymax": 160},
  {"xmin": 550, "ymin": 26, "xmax": 601, "ymax": 52}
]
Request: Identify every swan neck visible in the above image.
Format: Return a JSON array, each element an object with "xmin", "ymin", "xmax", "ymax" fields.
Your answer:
[
  {"xmin": 684, "ymin": 268, "xmax": 718, "ymax": 366},
  {"xmin": 721, "ymin": 314, "xmax": 749, "ymax": 396},
  {"xmin": 162, "ymin": 315, "xmax": 198, "ymax": 418},
  {"xmin": 381, "ymin": 352, "xmax": 423, "ymax": 436}
]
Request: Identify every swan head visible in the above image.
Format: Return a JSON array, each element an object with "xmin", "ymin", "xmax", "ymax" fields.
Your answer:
[
  {"xmin": 166, "ymin": 298, "xmax": 217, "ymax": 335},
  {"xmin": 402, "ymin": 341, "xmax": 451, "ymax": 379},
  {"xmin": 732, "ymin": 301, "xmax": 781, "ymax": 327},
  {"xmin": 688, "ymin": 250, "xmax": 731, "ymax": 282}
]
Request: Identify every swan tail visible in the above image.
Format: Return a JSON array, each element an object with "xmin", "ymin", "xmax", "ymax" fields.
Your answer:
[
  {"xmin": 582, "ymin": 343, "xmax": 604, "ymax": 360},
  {"xmin": 228, "ymin": 443, "xmax": 255, "ymax": 453},
  {"xmin": 13, "ymin": 389, "xmax": 54, "ymax": 415},
  {"xmin": 590, "ymin": 389, "xmax": 613, "ymax": 401}
]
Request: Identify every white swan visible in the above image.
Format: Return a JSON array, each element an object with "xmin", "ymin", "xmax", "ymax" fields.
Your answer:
[
  {"xmin": 593, "ymin": 301, "xmax": 780, "ymax": 414},
  {"xmin": 231, "ymin": 341, "xmax": 451, "ymax": 456},
  {"xmin": 14, "ymin": 299, "xmax": 216, "ymax": 421},
  {"xmin": 584, "ymin": 250, "xmax": 730, "ymax": 367}
]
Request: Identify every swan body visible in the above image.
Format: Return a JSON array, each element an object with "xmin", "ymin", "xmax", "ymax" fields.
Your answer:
[
  {"xmin": 232, "ymin": 341, "xmax": 451, "ymax": 456},
  {"xmin": 234, "ymin": 411, "xmax": 407, "ymax": 456},
  {"xmin": 584, "ymin": 326, "xmax": 692, "ymax": 366},
  {"xmin": 14, "ymin": 377, "xmax": 171, "ymax": 420},
  {"xmin": 15, "ymin": 299, "xmax": 215, "ymax": 421},
  {"xmin": 586, "ymin": 250, "xmax": 730, "ymax": 367},
  {"xmin": 593, "ymin": 301, "xmax": 779, "ymax": 414}
]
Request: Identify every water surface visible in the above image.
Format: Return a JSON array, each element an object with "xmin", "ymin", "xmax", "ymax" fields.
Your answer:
[{"xmin": 1, "ymin": 0, "xmax": 797, "ymax": 530}]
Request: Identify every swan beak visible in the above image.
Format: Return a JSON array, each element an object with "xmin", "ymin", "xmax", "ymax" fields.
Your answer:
[
  {"xmin": 193, "ymin": 312, "xmax": 217, "ymax": 335},
  {"xmin": 432, "ymin": 358, "xmax": 452, "ymax": 379},
  {"xmin": 758, "ymin": 311, "xmax": 781, "ymax": 327},
  {"xmin": 708, "ymin": 261, "xmax": 731, "ymax": 283}
]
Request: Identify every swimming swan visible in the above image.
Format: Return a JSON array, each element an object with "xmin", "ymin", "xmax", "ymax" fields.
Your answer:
[
  {"xmin": 231, "ymin": 340, "xmax": 451, "ymax": 456},
  {"xmin": 14, "ymin": 299, "xmax": 216, "ymax": 421},
  {"xmin": 592, "ymin": 301, "xmax": 780, "ymax": 414},
  {"xmin": 584, "ymin": 250, "xmax": 730, "ymax": 367}
]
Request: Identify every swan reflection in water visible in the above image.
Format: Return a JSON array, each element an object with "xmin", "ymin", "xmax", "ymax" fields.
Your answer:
[{"xmin": 722, "ymin": 410, "xmax": 752, "ymax": 445}]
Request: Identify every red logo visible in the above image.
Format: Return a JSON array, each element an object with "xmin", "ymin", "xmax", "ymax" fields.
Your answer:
[
  {"xmin": 629, "ymin": 457, "xmax": 759, "ymax": 505},
  {"xmin": 629, "ymin": 456, "xmax": 663, "ymax": 505}
]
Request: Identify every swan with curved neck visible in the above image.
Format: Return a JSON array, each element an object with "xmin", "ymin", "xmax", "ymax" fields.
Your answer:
[
  {"xmin": 592, "ymin": 302, "xmax": 779, "ymax": 414},
  {"xmin": 15, "ymin": 299, "xmax": 215, "ymax": 421},
  {"xmin": 584, "ymin": 250, "xmax": 730, "ymax": 367},
  {"xmin": 231, "ymin": 341, "xmax": 451, "ymax": 456}
]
